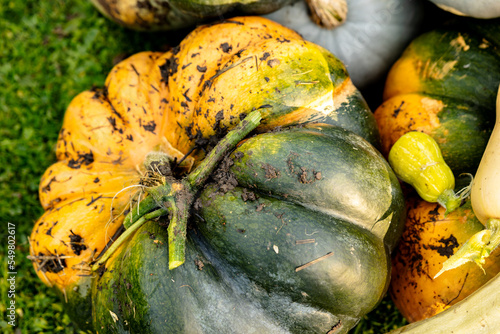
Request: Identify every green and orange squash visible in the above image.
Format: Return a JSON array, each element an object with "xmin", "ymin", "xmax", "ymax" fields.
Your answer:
[
  {"xmin": 29, "ymin": 17, "xmax": 405, "ymax": 333},
  {"xmin": 374, "ymin": 18, "xmax": 500, "ymax": 176},
  {"xmin": 386, "ymin": 87, "xmax": 500, "ymax": 334}
]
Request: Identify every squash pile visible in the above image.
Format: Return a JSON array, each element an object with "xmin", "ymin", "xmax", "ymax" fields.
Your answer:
[
  {"xmin": 374, "ymin": 18, "xmax": 500, "ymax": 325},
  {"xmin": 29, "ymin": 0, "xmax": 500, "ymax": 331},
  {"xmin": 386, "ymin": 87, "xmax": 500, "ymax": 334},
  {"xmin": 29, "ymin": 16, "xmax": 406, "ymax": 333},
  {"xmin": 374, "ymin": 18, "xmax": 500, "ymax": 177}
]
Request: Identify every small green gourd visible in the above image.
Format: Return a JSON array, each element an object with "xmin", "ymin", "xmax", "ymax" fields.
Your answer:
[{"xmin": 388, "ymin": 131, "xmax": 469, "ymax": 213}]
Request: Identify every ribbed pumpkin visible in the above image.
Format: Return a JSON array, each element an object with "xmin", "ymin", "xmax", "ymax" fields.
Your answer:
[
  {"xmin": 30, "ymin": 16, "xmax": 405, "ymax": 333},
  {"xmin": 89, "ymin": 0, "xmax": 296, "ymax": 31},
  {"xmin": 374, "ymin": 18, "xmax": 500, "ymax": 176}
]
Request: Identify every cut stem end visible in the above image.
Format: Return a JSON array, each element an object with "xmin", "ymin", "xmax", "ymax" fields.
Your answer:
[{"xmin": 434, "ymin": 218, "xmax": 500, "ymax": 279}]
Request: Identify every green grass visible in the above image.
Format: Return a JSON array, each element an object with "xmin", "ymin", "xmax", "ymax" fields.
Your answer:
[{"xmin": 0, "ymin": 0, "xmax": 406, "ymax": 332}]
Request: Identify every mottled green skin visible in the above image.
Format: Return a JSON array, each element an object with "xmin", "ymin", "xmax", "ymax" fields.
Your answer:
[
  {"xmin": 197, "ymin": 185, "xmax": 389, "ymax": 322},
  {"xmin": 431, "ymin": 95, "xmax": 493, "ymax": 176},
  {"xmin": 294, "ymin": 47, "xmax": 381, "ymax": 148},
  {"xmin": 93, "ymin": 221, "xmax": 359, "ymax": 333},
  {"xmin": 227, "ymin": 126, "xmax": 405, "ymax": 251},
  {"xmin": 170, "ymin": 0, "xmax": 297, "ymax": 18},
  {"xmin": 92, "ymin": 126, "xmax": 405, "ymax": 334},
  {"xmin": 404, "ymin": 19, "xmax": 500, "ymax": 175},
  {"xmin": 332, "ymin": 92, "xmax": 381, "ymax": 150},
  {"xmin": 409, "ymin": 26, "xmax": 500, "ymax": 109},
  {"xmin": 318, "ymin": 49, "xmax": 381, "ymax": 149}
]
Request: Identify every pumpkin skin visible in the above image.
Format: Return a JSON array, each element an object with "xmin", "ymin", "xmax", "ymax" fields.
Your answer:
[
  {"xmin": 374, "ymin": 19, "xmax": 500, "ymax": 176},
  {"xmin": 264, "ymin": 0, "xmax": 424, "ymax": 88},
  {"xmin": 29, "ymin": 16, "xmax": 402, "ymax": 333},
  {"xmin": 88, "ymin": 0, "xmax": 296, "ymax": 31},
  {"xmin": 390, "ymin": 196, "xmax": 500, "ymax": 323},
  {"xmin": 429, "ymin": 0, "xmax": 500, "ymax": 19},
  {"xmin": 94, "ymin": 126, "xmax": 405, "ymax": 333}
]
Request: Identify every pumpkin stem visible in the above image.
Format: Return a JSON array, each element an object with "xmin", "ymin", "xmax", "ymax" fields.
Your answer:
[
  {"xmin": 186, "ymin": 110, "xmax": 262, "ymax": 190},
  {"xmin": 167, "ymin": 184, "xmax": 192, "ymax": 269},
  {"xmin": 108, "ymin": 110, "xmax": 263, "ymax": 270},
  {"xmin": 305, "ymin": 0, "xmax": 348, "ymax": 29},
  {"xmin": 437, "ymin": 174, "xmax": 473, "ymax": 214},
  {"xmin": 167, "ymin": 110, "xmax": 262, "ymax": 269},
  {"xmin": 437, "ymin": 189, "xmax": 462, "ymax": 215},
  {"xmin": 123, "ymin": 195, "xmax": 157, "ymax": 229}
]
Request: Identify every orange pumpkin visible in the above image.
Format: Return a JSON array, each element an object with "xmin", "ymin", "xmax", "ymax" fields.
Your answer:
[{"xmin": 390, "ymin": 195, "xmax": 500, "ymax": 322}]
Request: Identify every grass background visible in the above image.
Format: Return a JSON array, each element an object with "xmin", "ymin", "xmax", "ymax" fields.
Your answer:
[{"xmin": 0, "ymin": 0, "xmax": 418, "ymax": 332}]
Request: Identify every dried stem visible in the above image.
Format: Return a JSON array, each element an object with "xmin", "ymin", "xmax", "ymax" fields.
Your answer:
[{"xmin": 306, "ymin": 0, "xmax": 348, "ymax": 29}]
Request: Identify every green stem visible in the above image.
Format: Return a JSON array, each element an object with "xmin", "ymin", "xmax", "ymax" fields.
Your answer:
[
  {"xmin": 124, "ymin": 183, "xmax": 173, "ymax": 229},
  {"xmin": 186, "ymin": 110, "xmax": 262, "ymax": 190},
  {"xmin": 167, "ymin": 187, "xmax": 191, "ymax": 269},
  {"xmin": 167, "ymin": 111, "xmax": 261, "ymax": 268},
  {"xmin": 437, "ymin": 175, "xmax": 473, "ymax": 214},
  {"xmin": 114, "ymin": 110, "xmax": 263, "ymax": 270},
  {"xmin": 91, "ymin": 207, "xmax": 168, "ymax": 271},
  {"xmin": 123, "ymin": 195, "xmax": 157, "ymax": 229},
  {"xmin": 437, "ymin": 188, "xmax": 461, "ymax": 214}
]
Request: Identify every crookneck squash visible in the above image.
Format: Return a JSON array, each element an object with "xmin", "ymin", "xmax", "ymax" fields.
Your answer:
[
  {"xmin": 88, "ymin": 0, "xmax": 296, "ymax": 31},
  {"xmin": 374, "ymin": 18, "xmax": 500, "ymax": 176},
  {"xmin": 29, "ymin": 16, "xmax": 405, "ymax": 334},
  {"xmin": 390, "ymin": 195, "xmax": 500, "ymax": 323}
]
